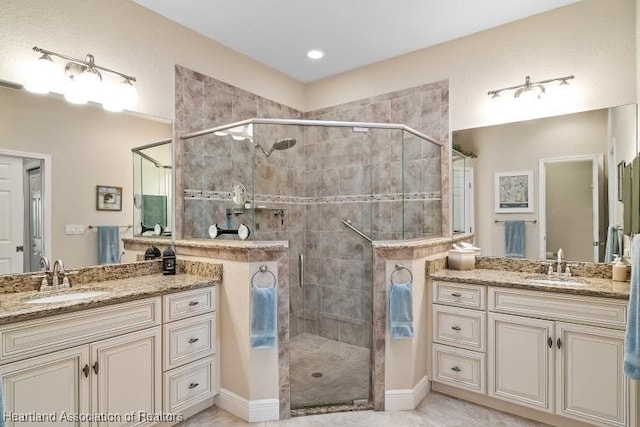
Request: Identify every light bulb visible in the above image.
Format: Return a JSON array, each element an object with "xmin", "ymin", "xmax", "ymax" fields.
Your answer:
[
  {"xmin": 117, "ymin": 79, "xmax": 138, "ymax": 109},
  {"xmin": 102, "ymin": 85, "xmax": 124, "ymax": 112},
  {"xmin": 64, "ymin": 78, "xmax": 89, "ymax": 104},
  {"xmin": 77, "ymin": 68, "xmax": 102, "ymax": 101},
  {"xmin": 24, "ymin": 54, "xmax": 58, "ymax": 94}
]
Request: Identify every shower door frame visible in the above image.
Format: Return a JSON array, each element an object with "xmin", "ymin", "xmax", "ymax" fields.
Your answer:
[{"xmin": 179, "ymin": 118, "xmax": 445, "ymax": 414}]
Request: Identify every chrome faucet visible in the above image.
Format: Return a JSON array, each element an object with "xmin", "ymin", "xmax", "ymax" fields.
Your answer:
[
  {"xmin": 52, "ymin": 259, "xmax": 66, "ymax": 289},
  {"xmin": 37, "ymin": 256, "xmax": 52, "ymax": 290},
  {"xmin": 39, "ymin": 256, "xmax": 50, "ymax": 272}
]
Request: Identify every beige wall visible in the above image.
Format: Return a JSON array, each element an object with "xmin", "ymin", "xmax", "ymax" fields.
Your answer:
[
  {"xmin": 0, "ymin": 0, "xmax": 305, "ymax": 120},
  {"xmin": 454, "ymin": 109, "xmax": 608, "ymax": 259},
  {"xmin": 1, "ymin": 0, "xmax": 635, "ymax": 131},
  {"xmin": 0, "ymin": 86, "xmax": 171, "ymax": 268},
  {"xmin": 384, "ymin": 258, "xmax": 427, "ymax": 390},
  {"xmin": 307, "ymin": 0, "xmax": 636, "ymax": 130}
]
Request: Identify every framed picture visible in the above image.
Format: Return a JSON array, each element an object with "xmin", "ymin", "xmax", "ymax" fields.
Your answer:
[
  {"xmin": 96, "ymin": 185, "xmax": 122, "ymax": 211},
  {"xmin": 494, "ymin": 171, "xmax": 534, "ymax": 213},
  {"xmin": 617, "ymin": 161, "xmax": 625, "ymax": 202}
]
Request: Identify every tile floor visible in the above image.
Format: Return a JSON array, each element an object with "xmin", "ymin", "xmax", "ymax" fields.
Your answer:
[
  {"xmin": 290, "ymin": 333, "xmax": 370, "ymax": 408},
  {"xmin": 183, "ymin": 392, "xmax": 548, "ymax": 426}
]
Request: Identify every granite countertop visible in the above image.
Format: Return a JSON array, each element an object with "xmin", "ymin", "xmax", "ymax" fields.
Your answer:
[
  {"xmin": 430, "ymin": 268, "xmax": 631, "ymax": 299},
  {"xmin": 0, "ymin": 273, "xmax": 216, "ymax": 325}
]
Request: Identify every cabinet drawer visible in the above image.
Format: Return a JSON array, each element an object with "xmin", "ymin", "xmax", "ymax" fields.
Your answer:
[
  {"xmin": 488, "ymin": 287, "xmax": 627, "ymax": 329},
  {"xmin": 433, "ymin": 281, "xmax": 485, "ymax": 309},
  {"xmin": 433, "ymin": 304, "xmax": 486, "ymax": 352},
  {"xmin": 0, "ymin": 297, "xmax": 161, "ymax": 364},
  {"xmin": 163, "ymin": 287, "xmax": 215, "ymax": 323},
  {"xmin": 163, "ymin": 313, "xmax": 215, "ymax": 370},
  {"xmin": 164, "ymin": 355, "xmax": 217, "ymax": 414},
  {"xmin": 433, "ymin": 344, "xmax": 485, "ymax": 394}
]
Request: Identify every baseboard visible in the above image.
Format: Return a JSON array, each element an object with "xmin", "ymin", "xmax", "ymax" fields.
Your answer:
[
  {"xmin": 385, "ymin": 376, "xmax": 431, "ymax": 411},
  {"xmin": 214, "ymin": 388, "xmax": 279, "ymax": 422}
]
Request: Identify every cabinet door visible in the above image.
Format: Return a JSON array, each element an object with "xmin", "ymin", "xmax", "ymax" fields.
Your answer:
[
  {"xmin": 2, "ymin": 346, "xmax": 89, "ymax": 427},
  {"xmin": 555, "ymin": 322, "xmax": 628, "ymax": 427},
  {"xmin": 90, "ymin": 327, "xmax": 161, "ymax": 427},
  {"xmin": 488, "ymin": 312, "xmax": 554, "ymax": 413}
]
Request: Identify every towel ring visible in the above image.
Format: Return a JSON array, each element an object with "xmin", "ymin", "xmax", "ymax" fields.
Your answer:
[
  {"xmin": 390, "ymin": 263, "xmax": 413, "ymax": 285},
  {"xmin": 251, "ymin": 264, "xmax": 277, "ymax": 289}
]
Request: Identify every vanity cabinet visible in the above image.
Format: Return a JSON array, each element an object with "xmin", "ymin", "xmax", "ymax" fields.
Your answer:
[
  {"xmin": 432, "ymin": 281, "xmax": 487, "ymax": 394},
  {"xmin": 431, "ymin": 280, "xmax": 636, "ymax": 427},
  {"xmin": 488, "ymin": 287, "xmax": 632, "ymax": 427},
  {"xmin": 162, "ymin": 287, "xmax": 218, "ymax": 415},
  {"xmin": 0, "ymin": 297, "xmax": 162, "ymax": 427}
]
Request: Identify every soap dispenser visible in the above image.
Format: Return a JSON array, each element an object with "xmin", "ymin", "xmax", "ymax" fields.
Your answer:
[
  {"xmin": 612, "ymin": 256, "xmax": 628, "ymax": 282},
  {"xmin": 162, "ymin": 246, "xmax": 176, "ymax": 275}
]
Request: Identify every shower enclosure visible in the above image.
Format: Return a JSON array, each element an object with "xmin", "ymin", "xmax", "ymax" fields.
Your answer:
[{"xmin": 181, "ymin": 118, "xmax": 443, "ymax": 410}]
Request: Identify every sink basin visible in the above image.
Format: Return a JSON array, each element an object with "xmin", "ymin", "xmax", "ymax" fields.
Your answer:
[
  {"xmin": 530, "ymin": 279, "xmax": 588, "ymax": 287},
  {"xmin": 26, "ymin": 291, "xmax": 108, "ymax": 304}
]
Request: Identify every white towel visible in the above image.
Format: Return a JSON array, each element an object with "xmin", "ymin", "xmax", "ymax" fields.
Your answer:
[{"xmin": 624, "ymin": 234, "xmax": 640, "ymax": 379}]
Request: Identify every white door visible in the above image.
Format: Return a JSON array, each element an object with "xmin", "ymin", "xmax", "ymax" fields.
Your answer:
[
  {"xmin": 2, "ymin": 346, "xmax": 90, "ymax": 427},
  {"xmin": 555, "ymin": 322, "xmax": 628, "ymax": 426},
  {"xmin": 0, "ymin": 155, "xmax": 24, "ymax": 274},
  {"xmin": 90, "ymin": 327, "xmax": 161, "ymax": 427},
  {"xmin": 488, "ymin": 312, "xmax": 554, "ymax": 412}
]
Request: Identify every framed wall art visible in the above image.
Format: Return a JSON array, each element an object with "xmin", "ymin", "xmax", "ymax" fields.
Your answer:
[
  {"xmin": 96, "ymin": 185, "xmax": 122, "ymax": 211},
  {"xmin": 494, "ymin": 171, "xmax": 534, "ymax": 213}
]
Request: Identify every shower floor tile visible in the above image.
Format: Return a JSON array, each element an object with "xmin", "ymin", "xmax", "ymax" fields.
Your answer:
[{"xmin": 290, "ymin": 332, "xmax": 370, "ymax": 408}]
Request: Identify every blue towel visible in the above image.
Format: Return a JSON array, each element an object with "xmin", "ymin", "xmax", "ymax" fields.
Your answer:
[
  {"xmin": 604, "ymin": 225, "xmax": 620, "ymax": 264},
  {"xmin": 505, "ymin": 220, "xmax": 525, "ymax": 258},
  {"xmin": 624, "ymin": 234, "xmax": 640, "ymax": 379},
  {"xmin": 389, "ymin": 282, "xmax": 414, "ymax": 338},
  {"xmin": 250, "ymin": 286, "xmax": 277, "ymax": 348},
  {"xmin": 97, "ymin": 226, "xmax": 120, "ymax": 265}
]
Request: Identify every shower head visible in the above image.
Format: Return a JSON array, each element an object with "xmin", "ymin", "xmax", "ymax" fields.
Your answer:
[
  {"xmin": 257, "ymin": 138, "xmax": 297, "ymax": 157},
  {"xmin": 273, "ymin": 138, "xmax": 297, "ymax": 151}
]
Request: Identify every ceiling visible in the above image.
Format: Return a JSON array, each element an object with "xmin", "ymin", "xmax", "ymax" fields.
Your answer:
[{"xmin": 132, "ymin": 0, "xmax": 583, "ymax": 83}]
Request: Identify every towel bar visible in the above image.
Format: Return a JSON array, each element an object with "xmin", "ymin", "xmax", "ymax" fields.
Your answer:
[
  {"xmin": 494, "ymin": 219, "xmax": 537, "ymax": 224},
  {"xmin": 390, "ymin": 263, "xmax": 413, "ymax": 285},
  {"xmin": 88, "ymin": 224, "xmax": 133, "ymax": 229},
  {"xmin": 251, "ymin": 264, "xmax": 277, "ymax": 289}
]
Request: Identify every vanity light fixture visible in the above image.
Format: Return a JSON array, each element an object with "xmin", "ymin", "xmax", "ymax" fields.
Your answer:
[
  {"xmin": 24, "ymin": 46, "xmax": 138, "ymax": 112},
  {"xmin": 488, "ymin": 74, "xmax": 575, "ymax": 100}
]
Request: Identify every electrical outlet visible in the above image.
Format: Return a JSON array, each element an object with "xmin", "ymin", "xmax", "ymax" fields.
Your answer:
[{"xmin": 65, "ymin": 224, "xmax": 85, "ymax": 235}]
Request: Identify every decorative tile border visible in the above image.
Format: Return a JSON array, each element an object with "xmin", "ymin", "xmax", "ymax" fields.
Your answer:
[{"xmin": 184, "ymin": 190, "xmax": 442, "ymax": 203}]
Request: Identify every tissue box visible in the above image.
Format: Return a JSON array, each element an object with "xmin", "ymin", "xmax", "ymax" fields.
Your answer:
[{"xmin": 448, "ymin": 249, "xmax": 476, "ymax": 270}]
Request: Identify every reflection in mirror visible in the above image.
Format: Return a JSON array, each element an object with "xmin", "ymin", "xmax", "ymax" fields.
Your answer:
[
  {"xmin": 453, "ymin": 104, "xmax": 637, "ymax": 262},
  {"xmin": 0, "ymin": 84, "xmax": 172, "ymax": 274},
  {"xmin": 452, "ymin": 149, "xmax": 473, "ymax": 234},
  {"xmin": 132, "ymin": 139, "xmax": 173, "ymax": 238}
]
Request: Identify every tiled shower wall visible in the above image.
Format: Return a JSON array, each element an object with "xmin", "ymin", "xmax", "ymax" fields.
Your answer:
[{"xmin": 175, "ymin": 65, "xmax": 450, "ymax": 348}]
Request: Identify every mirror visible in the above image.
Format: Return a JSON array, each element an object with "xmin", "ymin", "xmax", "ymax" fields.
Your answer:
[
  {"xmin": 453, "ymin": 104, "xmax": 637, "ymax": 262},
  {"xmin": 0, "ymin": 84, "xmax": 172, "ymax": 274},
  {"xmin": 132, "ymin": 140, "xmax": 173, "ymax": 237}
]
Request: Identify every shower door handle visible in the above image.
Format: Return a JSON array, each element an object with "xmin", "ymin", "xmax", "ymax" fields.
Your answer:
[{"xmin": 299, "ymin": 254, "xmax": 304, "ymax": 288}]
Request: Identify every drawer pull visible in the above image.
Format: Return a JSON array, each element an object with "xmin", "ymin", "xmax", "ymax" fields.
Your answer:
[
  {"xmin": 557, "ymin": 338, "xmax": 562, "ymax": 349},
  {"xmin": 548, "ymin": 337, "xmax": 553, "ymax": 348},
  {"xmin": 82, "ymin": 364, "xmax": 90, "ymax": 378},
  {"xmin": 92, "ymin": 361, "xmax": 99, "ymax": 374},
  {"xmin": 450, "ymin": 326, "xmax": 462, "ymax": 331},
  {"xmin": 188, "ymin": 301, "xmax": 199, "ymax": 306},
  {"xmin": 451, "ymin": 292, "xmax": 462, "ymax": 297},
  {"xmin": 188, "ymin": 337, "xmax": 199, "ymax": 344},
  {"xmin": 188, "ymin": 382, "xmax": 199, "ymax": 389},
  {"xmin": 450, "ymin": 366, "xmax": 462, "ymax": 372}
]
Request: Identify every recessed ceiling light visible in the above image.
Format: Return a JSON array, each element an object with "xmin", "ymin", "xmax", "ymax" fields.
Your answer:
[{"xmin": 307, "ymin": 49, "xmax": 324, "ymax": 60}]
